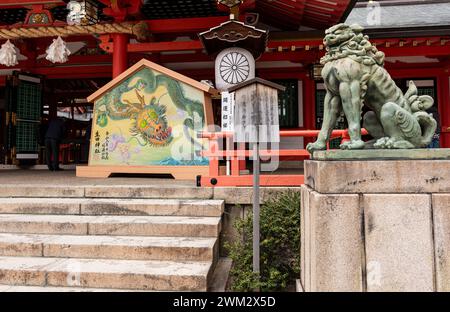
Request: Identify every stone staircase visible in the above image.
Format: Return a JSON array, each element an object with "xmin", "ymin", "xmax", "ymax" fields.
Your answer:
[{"xmin": 0, "ymin": 193, "xmax": 224, "ymax": 291}]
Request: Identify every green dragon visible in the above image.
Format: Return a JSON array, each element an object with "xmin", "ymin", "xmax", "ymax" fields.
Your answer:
[{"xmin": 95, "ymin": 68, "xmax": 205, "ymax": 147}]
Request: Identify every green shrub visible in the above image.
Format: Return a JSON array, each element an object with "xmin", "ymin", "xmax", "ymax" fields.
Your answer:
[{"xmin": 225, "ymin": 190, "xmax": 301, "ymax": 291}]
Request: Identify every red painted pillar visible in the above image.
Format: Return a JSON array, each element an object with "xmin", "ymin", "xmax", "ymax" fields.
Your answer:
[
  {"xmin": 112, "ymin": 33, "xmax": 128, "ymax": 78},
  {"xmin": 437, "ymin": 73, "xmax": 450, "ymax": 148},
  {"xmin": 303, "ymin": 76, "xmax": 316, "ymax": 130},
  {"xmin": 303, "ymin": 76, "xmax": 316, "ymax": 146}
]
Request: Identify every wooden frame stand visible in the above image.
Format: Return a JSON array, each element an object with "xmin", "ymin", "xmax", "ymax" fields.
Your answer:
[
  {"xmin": 76, "ymin": 165, "xmax": 209, "ymax": 180},
  {"xmin": 77, "ymin": 59, "xmax": 217, "ymax": 181}
]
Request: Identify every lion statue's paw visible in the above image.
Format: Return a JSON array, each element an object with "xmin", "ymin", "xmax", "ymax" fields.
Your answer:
[
  {"xmin": 373, "ymin": 137, "xmax": 391, "ymax": 149},
  {"xmin": 306, "ymin": 141, "xmax": 327, "ymax": 153},
  {"xmin": 339, "ymin": 139, "xmax": 365, "ymax": 150},
  {"xmin": 374, "ymin": 137, "xmax": 415, "ymax": 149}
]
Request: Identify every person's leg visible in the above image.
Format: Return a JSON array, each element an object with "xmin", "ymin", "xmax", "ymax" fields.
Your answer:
[
  {"xmin": 52, "ymin": 139, "xmax": 60, "ymax": 170},
  {"xmin": 45, "ymin": 139, "xmax": 53, "ymax": 171}
]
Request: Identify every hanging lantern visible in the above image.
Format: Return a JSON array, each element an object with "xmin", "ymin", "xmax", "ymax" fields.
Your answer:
[
  {"xmin": 310, "ymin": 63, "xmax": 324, "ymax": 81},
  {"xmin": 67, "ymin": 0, "xmax": 99, "ymax": 26},
  {"xmin": 46, "ymin": 36, "xmax": 71, "ymax": 64},
  {"xmin": 0, "ymin": 40, "xmax": 18, "ymax": 67},
  {"xmin": 199, "ymin": 20, "xmax": 268, "ymax": 91}
]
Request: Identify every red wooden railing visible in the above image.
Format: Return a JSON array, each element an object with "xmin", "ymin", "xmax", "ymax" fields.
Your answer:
[{"xmin": 198, "ymin": 129, "xmax": 368, "ymax": 187}]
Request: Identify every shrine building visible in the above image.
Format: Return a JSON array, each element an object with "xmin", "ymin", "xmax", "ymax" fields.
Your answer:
[
  {"xmin": 0, "ymin": 0, "xmax": 449, "ymax": 166},
  {"xmin": 0, "ymin": 0, "xmax": 449, "ymax": 293}
]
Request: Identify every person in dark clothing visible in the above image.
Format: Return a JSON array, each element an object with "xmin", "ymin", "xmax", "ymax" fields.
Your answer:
[
  {"xmin": 427, "ymin": 106, "xmax": 441, "ymax": 148},
  {"xmin": 45, "ymin": 117, "xmax": 66, "ymax": 171},
  {"xmin": 83, "ymin": 121, "xmax": 92, "ymax": 162},
  {"xmin": 85, "ymin": 121, "xmax": 92, "ymax": 142}
]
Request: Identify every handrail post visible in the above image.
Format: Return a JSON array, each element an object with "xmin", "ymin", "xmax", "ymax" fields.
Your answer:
[
  {"xmin": 238, "ymin": 143, "xmax": 246, "ymax": 173},
  {"xmin": 209, "ymin": 135, "xmax": 219, "ymax": 177},
  {"xmin": 225, "ymin": 135, "xmax": 231, "ymax": 176}
]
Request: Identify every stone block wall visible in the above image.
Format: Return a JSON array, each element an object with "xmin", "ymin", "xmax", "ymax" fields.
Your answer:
[{"xmin": 301, "ymin": 159, "xmax": 450, "ymax": 292}]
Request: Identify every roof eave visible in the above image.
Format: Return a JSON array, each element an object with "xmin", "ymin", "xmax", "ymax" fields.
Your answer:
[{"xmin": 87, "ymin": 59, "xmax": 218, "ymax": 103}]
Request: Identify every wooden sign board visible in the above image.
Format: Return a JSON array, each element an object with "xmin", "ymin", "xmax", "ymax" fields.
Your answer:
[
  {"xmin": 230, "ymin": 78, "xmax": 284, "ymax": 143},
  {"xmin": 221, "ymin": 91, "xmax": 235, "ymax": 131},
  {"xmin": 76, "ymin": 59, "xmax": 217, "ymax": 179}
]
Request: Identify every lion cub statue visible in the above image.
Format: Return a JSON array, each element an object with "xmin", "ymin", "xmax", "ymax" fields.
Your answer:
[{"xmin": 307, "ymin": 23, "xmax": 437, "ymax": 152}]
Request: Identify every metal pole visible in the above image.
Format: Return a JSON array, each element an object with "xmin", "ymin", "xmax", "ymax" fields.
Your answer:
[{"xmin": 252, "ymin": 142, "xmax": 260, "ymax": 285}]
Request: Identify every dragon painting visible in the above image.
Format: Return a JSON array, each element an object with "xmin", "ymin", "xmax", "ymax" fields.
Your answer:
[
  {"xmin": 307, "ymin": 24, "xmax": 437, "ymax": 152},
  {"xmin": 94, "ymin": 68, "xmax": 205, "ymax": 149}
]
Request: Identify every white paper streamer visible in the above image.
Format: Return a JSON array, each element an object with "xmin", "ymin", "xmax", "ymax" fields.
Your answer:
[
  {"xmin": 45, "ymin": 36, "xmax": 71, "ymax": 63},
  {"xmin": 0, "ymin": 40, "xmax": 18, "ymax": 67}
]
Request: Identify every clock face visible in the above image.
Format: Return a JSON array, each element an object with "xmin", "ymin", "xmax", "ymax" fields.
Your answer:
[{"xmin": 219, "ymin": 52, "xmax": 250, "ymax": 85}]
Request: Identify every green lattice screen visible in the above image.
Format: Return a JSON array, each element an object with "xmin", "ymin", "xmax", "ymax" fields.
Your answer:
[
  {"xmin": 417, "ymin": 87, "xmax": 435, "ymax": 98},
  {"xmin": 13, "ymin": 77, "xmax": 42, "ymax": 155},
  {"xmin": 417, "ymin": 86, "xmax": 437, "ymax": 112},
  {"xmin": 15, "ymin": 122, "xmax": 39, "ymax": 152},
  {"xmin": 274, "ymin": 79, "xmax": 299, "ymax": 128},
  {"xmin": 16, "ymin": 81, "xmax": 42, "ymax": 120}
]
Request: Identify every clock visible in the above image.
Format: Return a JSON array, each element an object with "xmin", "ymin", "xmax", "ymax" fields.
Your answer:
[{"xmin": 215, "ymin": 47, "xmax": 255, "ymax": 91}]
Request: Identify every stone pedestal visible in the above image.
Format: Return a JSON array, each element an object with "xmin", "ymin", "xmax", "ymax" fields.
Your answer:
[{"xmin": 301, "ymin": 149, "xmax": 450, "ymax": 292}]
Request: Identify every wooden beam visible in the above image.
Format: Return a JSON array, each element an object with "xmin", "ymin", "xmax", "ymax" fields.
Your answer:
[
  {"xmin": 260, "ymin": 51, "xmax": 321, "ymax": 63},
  {"xmin": 387, "ymin": 67, "xmax": 445, "ymax": 79},
  {"xmin": 36, "ymin": 54, "xmax": 113, "ymax": 66},
  {"xmin": 381, "ymin": 45, "xmax": 450, "ymax": 58},
  {"xmin": 127, "ymin": 41, "xmax": 204, "ymax": 53},
  {"xmin": 0, "ymin": 17, "xmax": 229, "ymax": 40},
  {"xmin": 257, "ymin": 1, "xmax": 303, "ymax": 21},
  {"xmin": 31, "ymin": 65, "xmax": 113, "ymax": 79},
  {"xmin": 146, "ymin": 17, "xmax": 228, "ymax": 34},
  {"xmin": 0, "ymin": 0, "xmax": 63, "ymax": 7},
  {"xmin": 154, "ymin": 50, "xmax": 320, "ymax": 63},
  {"xmin": 258, "ymin": 67, "xmax": 308, "ymax": 80}
]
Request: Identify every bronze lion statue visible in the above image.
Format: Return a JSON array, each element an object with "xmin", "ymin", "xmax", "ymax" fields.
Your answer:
[{"xmin": 307, "ymin": 23, "xmax": 437, "ymax": 152}]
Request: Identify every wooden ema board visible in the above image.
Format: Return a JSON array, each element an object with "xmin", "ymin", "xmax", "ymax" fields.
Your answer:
[{"xmin": 76, "ymin": 59, "xmax": 217, "ymax": 179}]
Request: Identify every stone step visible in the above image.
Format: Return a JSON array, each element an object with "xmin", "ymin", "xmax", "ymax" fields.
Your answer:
[
  {"xmin": 0, "ymin": 285, "xmax": 138, "ymax": 292},
  {"xmin": 0, "ymin": 256, "xmax": 212, "ymax": 291},
  {"xmin": 84, "ymin": 185, "xmax": 213, "ymax": 199},
  {"xmin": 0, "ymin": 233, "xmax": 217, "ymax": 261},
  {"xmin": 0, "ymin": 198, "xmax": 224, "ymax": 217},
  {"xmin": 0, "ymin": 185, "xmax": 213, "ymax": 199},
  {"xmin": 0, "ymin": 185, "xmax": 85, "ymax": 198},
  {"xmin": 0, "ymin": 214, "xmax": 221, "ymax": 237}
]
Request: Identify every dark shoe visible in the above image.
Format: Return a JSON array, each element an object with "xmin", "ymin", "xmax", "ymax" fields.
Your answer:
[
  {"xmin": 54, "ymin": 167, "xmax": 64, "ymax": 171},
  {"xmin": 48, "ymin": 166, "xmax": 54, "ymax": 171}
]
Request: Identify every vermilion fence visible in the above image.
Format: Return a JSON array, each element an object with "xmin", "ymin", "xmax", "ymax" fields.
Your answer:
[{"xmin": 198, "ymin": 129, "xmax": 368, "ymax": 187}]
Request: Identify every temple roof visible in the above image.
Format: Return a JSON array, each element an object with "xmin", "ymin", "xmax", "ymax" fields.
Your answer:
[
  {"xmin": 140, "ymin": 0, "xmax": 356, "ymax": 30},
  {"xmin": 199, "ymin": 20, "xmax": 268, "ymax": 58},
  {"xmin": 347, "ymin": 1, "xmax": 450, "ymax": 29},
  {"xmin": 0, "ymin": 0, "xmax": 356, "ymax": 31},
  {"xmin": 87, "ymin": 59, "xmax": 219, "ymax": 103}
]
